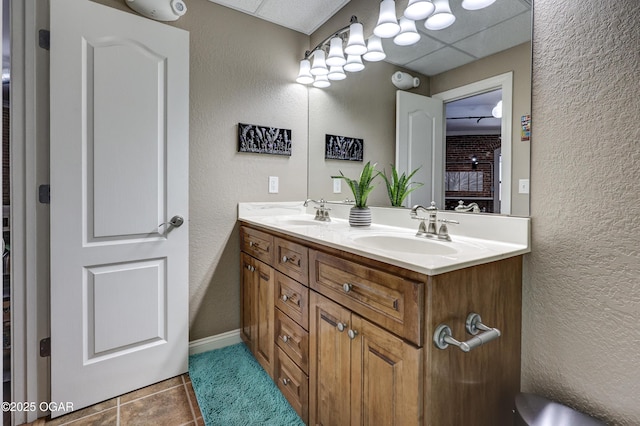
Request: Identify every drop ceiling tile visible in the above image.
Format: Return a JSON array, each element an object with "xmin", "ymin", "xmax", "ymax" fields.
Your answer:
[
  {"xmin": 207, "ymin": 0, "xmax": 264, "ymax": 14},
  {"xmin": 453, "ymin": 11, "xmax": 531, "ymax": 57},
  {"xmin": 257, "ymin": 0, "xmax": 351, "ymax": 34},
  {"xmin": 418, "ymin": 0, "xmax": 529, "ymax": 45},
  {"xmin": 406, "ymin": 47, "xmax": 476, "ymax": 76},
  {"xmin": 382, "ymin": 35, "xmax": 445, "ymax": 66}
]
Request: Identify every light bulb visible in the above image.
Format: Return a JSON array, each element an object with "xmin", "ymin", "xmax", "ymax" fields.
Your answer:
[
  {"xmin": 310, "ymin": 50, "xmax": 328, "ymax": 76},
  {"xmin": 345, "ymin": 22, "xmax": 368, "ymax": 55},
  {"xmin": 328, "ymin": 66, "xmax": 347, "ymax": 80},
  {"xmin": 326, "ymin": 37, "xmax": 347, "ymax": 67},
  {"xmin": 295, "ymin": 59, "xmax": 314, "ymax": 85},
  {"xmin": 394, "ymin": 17, "xmax": 420, "ymax": 46},
  {"xmin": 363, "ymin": 36, "xmax": 386, "ymax": 62},
  {"xmin": 404, "ymin": 0, "xmax": 435, "ymax": 20},
  {"xmin": 343, "ymin": 55, "xmax": 365, "ymax": 72},
  {"xmin": 374, "ymin": 0, "xmax": 400, "ymax": 38},
  {"xmin": 461, "ymin": 0, "xmax": 496, "ymax": 10},
  {"xmin": 313, "ymin": 74, "xmax": 331, "ymax": 88},
  {"xmin": 425, "ymin": 0, "xmax": 455, "ymax": 30}
]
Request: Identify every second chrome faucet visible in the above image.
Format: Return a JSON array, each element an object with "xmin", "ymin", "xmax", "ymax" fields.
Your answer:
[{"xmin": 410, "ymin": 201, "xmax": 459, "ymax": 241}]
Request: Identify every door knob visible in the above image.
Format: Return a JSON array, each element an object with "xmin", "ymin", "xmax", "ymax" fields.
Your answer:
[{"xmin": 168, "ymin": 215, "xmax": 184, "ymax": 227}]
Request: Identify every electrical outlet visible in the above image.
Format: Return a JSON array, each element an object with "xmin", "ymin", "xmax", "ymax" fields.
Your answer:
[
  {"xmin": 268, "ymin": 176, "xmax": 279, "ymax": 193},
  {"xmin": 518, "ymin": 179, "xmax": 529, "ymax": 194},
  {"xmin": 333, "ymin": 178, "xmax": 341, "ymax": 193}
]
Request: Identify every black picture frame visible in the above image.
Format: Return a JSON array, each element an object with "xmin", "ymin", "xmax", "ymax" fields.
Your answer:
[
  {"xmin": 324, "ymin": 134, "xmax": 363, "ymax": 161},
  {"xmin": 238, "ymin": 122, "xmax": 292, "ymax": 156}
]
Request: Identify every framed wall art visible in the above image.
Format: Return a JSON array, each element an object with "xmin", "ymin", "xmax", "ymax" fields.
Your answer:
[
  {"xmin": 324, "ymin": 134, "xmax": 363, "ymax": 161},
  {"xmin": 238, "ymin": 122, "xmax": 292, "ymax": 156}
]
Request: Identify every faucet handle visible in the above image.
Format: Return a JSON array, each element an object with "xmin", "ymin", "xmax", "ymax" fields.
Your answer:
[{"xmin": 437, "ymin": 219, "xmax": 459, "ymax": 241}]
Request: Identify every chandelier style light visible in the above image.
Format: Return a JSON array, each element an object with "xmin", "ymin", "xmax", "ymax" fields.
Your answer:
[
  {"xmin": 296, "ymin": 1, "xmax": 496, "ymax": 88},
  {"xmin": 296, "ymin": 16, "xmax": 371, "ymax": 88}
]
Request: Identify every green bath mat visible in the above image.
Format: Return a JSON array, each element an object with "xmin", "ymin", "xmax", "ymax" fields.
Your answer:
[{"xmin": 189, "ymin": 343, "xmax": 304, "ymax": 426}]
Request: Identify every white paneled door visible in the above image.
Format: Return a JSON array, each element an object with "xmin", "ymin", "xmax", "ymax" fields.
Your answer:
[
  {"xmin": 50, "ymin": 0, "xmax": 189, "ymax": 415},
  {"xmin": 395, "ymin": 91, "xmax": 444, "ymax": 208}
]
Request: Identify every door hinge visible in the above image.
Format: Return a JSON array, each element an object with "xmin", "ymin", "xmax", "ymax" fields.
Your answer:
[
  {"xmin": 40, "ymin": 337, "xmax": 51, "ymax": 357},
  {"xmin": 39, "ymin": 29, "xmax": 50, "ymax": 50},
  {"xmin": 39, "ymin": 184, "xmax": 50, "ymax": 204}
]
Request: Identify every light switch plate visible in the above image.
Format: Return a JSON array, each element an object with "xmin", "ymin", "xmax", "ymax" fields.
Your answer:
[
  {"xmin": 333, "ymin": 178, "xmax": 341, "ymax": 193},
  {"xmin": 268, "ymin": 176, "xmax": 279, "ymax": 193},
  {"xmin": 518, "ymin": 179, "xmax": 530, "ymax": 194}
]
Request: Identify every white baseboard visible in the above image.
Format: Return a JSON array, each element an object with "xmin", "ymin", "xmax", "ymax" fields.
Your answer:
[{"xmin": 188, "ymin": 329, "xmax": 242, "ymax": 355}]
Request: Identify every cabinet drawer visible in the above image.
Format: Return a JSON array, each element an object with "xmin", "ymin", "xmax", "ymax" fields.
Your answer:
[
  {"xmin": 310, "ymin": 250, "xmax": 423, "ymax": 346},
  {"xmin": 275, "ymin": 272, "xmax": 309, "ymax": 330},
  {"xmin": 240, "ymin": 226, "xmax": 274, "ymax": 265},
  {"xmin": 275, "ymin": 347, "xmax": 308, "ymax": 425},
  {"xmin": 275, "ymin": 308, "xmax": 309, "ymax": 374},
  {"xmin": 274, "ymin": 237, "xmax": 309, "ymax": 285}
]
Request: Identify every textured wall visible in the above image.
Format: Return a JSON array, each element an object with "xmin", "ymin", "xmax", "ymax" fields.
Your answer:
[{"xmin": 524, "ymin": 1, "xmax": 640, "ymax": 424}]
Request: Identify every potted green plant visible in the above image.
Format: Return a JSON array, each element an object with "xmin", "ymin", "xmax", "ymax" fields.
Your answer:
[
  {"xmin": 332, "ymin": 161, "xmax": 380, "ymax": 226},
  {"xmin": 381, "ymin": 165, "xmax": 423, "ymax": 207}
]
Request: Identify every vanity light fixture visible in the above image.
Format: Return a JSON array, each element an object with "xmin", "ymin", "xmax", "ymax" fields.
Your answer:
[
  {"xmin": 296, "ymin": 16, "xmax": 371, "ymax": 88},
  {"xmin": 295, "ymin": 0, "xmax": 496, "ymax": 88}
]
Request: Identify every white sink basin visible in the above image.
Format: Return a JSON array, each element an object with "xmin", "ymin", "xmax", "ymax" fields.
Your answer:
[
  {"xmin": 350, "ymin": 234, "xmax": 458, "ymax": 256},
  {"xmin": 261, "ymin": 215, "xmax": 327, "ymax": 227}
]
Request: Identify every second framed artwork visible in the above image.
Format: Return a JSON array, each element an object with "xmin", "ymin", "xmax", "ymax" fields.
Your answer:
[{"xmin": 324, "ymin": 134, "xmax": 363, "ymax": 161}]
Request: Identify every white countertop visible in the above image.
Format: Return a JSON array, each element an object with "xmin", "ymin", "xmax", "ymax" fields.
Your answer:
[{"xmin": 238, "ymin": 202, "xmax": 531, "ymax": 276}]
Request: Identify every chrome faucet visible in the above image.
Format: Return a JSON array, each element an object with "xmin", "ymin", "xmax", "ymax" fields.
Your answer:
[
  {"xmin": 455, "ymin": 200, "xmax": 480, "ymax": 213},
  {"xmin": 303, "ymin": 198, "xmax": 331, "ymax": 222},
  {"xmin": 410, "ymin": 201, "xmax": 459, "ymax": 241}
]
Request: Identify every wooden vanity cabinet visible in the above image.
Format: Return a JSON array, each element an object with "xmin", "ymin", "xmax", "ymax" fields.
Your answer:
[
  {"xmin": 240, "ymin": 223, "xmax": 522, "ymax": 426},
  {"xmin": 240, "ymin": 252, "xmax": 275, "ymax": 378},
  {"xmin": 309, "ymin": 292, "xmax": 422, "ymax": 426}
]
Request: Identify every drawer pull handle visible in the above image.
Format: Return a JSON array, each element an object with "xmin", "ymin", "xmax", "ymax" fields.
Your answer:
[
  {"xmin": 347, "ymin": 329, "xmax": 359, "ymax": 340},
  {"xmin": 281, "ymin": 294, "xmax": 289, "ymax": 302},
  {"xmin": 282, "ymin": 378, "xmax": 290, "ymax": 386},
  {"xmin": 282, "ymin": 255, "xmax": 301, "ymax": 266},
  {"xmin": 342, "ymin": 283, "xmax": 353, "ymax": 293},
  {"xmin": 281, "ymin": 335, "xmax": 290, "ymax": 343},
  {"xmin": 336, "ymin": 322, "xmax": 346, "ymax": 332},
  {"xmin": 433, "ymin": 313, "xmax": 501, "ymax": 353}
]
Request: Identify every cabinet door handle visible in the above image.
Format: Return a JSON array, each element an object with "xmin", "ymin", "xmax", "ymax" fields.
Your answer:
[
  {"xmin": 245, "ymin": 264, "xmax": 255, "ymax": 272},
  {"xmin": 336, "ymin": 322, "xmax": 346, "ymax": 332},
  {"xmin": 342, "ymin": 283, "xmax": 353, "ymax": 293},
  {"xmin": 281, "ymin": 294, "xmax": 289, "ymax": 302},
  {"xmin": 281, "ymin": 335, "xmax": 290, "ymax": 343},
  {"xmin": 347, "ymin": 329, "xmax": 359, "ymax": 340},
  {"xmin": 282, "ymin": 378, "xmax": 290, "ymax": 386}
]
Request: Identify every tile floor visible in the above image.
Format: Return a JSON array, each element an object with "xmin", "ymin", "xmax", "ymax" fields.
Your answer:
[{"xmin": 23, "ymin": 374, "xmax": 203, "ymax": 426}]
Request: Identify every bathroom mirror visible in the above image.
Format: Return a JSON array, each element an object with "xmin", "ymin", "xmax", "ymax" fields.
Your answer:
[{"xmin": 307, "ymin": 0, "xmax": 532, "ymax": 216}]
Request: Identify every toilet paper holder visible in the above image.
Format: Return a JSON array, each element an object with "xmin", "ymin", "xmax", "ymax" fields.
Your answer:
[{"xmin": 433, "ymin": 313, "xmax": 501, "ymax": 352}]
